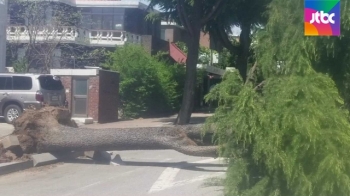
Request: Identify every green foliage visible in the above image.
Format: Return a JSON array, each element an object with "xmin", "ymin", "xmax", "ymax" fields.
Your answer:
[
  {"xmin": 204, "ymin": 0, "xmax": 350, "ymax": 195},
  {"xmin": 104, "ymin": 44, "xmax": 183, "ymax": 118},
  {"xmin": 13, "ymin": 59, "xmax": 27, "ymax": 73},
  {"xmin": 206, "ymin": 69, "xmax": 350, "ymax": 196},
  {"xmin": 175, "ymin": 42, "xmax": 188, "ymax": 54},
  {"xmin": 255, "ymin": 0, "xmax": 350, "ymax": 88},
  {"xmin": 217, "ymin": 48, "xmax": 237, "ymax": 69},
  {"xmin": 174, "ymin": 41, "xmax": 220, "ymax": 65}
]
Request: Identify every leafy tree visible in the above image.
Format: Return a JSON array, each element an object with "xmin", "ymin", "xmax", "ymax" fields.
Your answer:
[
  {"xmin": 147, "ymin": 0, "xmax": 226, "ymax": 124},
  {"xmin": 204, "ymin": 0, "xmax": 350, "ymax": 195},
  {"xmin": 104, "ymin": 44, "xmax": 183, "ymax": 118}
]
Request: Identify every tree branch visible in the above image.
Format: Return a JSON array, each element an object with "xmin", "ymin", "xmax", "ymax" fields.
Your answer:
[
  {"xmin": 245, "ymin": 61, "xmax": 257, "ymax": 85},
  {"xmin": 177, "ymin": 0, "xmax": 194, "ymax": 36},
  {"xmin": 212, "ymin": 24, "xmax": 238, "ymax": 53},
  {"xmin": 201, "ymin": 0, "xmax": 225, "ymax": 25},
  {"xmin": 254, "ymin": 81, "xmax": 265, "ymax": 91}
]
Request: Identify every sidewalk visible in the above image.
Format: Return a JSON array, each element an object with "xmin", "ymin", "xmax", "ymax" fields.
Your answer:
[{"xmin": 82, "ymin": 113, "xmax": 213, "ymax": 129}]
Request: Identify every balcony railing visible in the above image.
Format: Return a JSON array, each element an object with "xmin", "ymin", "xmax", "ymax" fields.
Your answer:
[{"xmin": 6, "ymin": 26, "xmax": 142, "ymax": 46}]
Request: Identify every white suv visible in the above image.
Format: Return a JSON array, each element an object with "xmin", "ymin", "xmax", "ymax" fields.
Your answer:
[{"xmin": 0, "ymin": 73, "xmax": 67, "ymax": 123}]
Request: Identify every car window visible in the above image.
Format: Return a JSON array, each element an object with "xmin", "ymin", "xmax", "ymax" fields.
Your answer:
[
  {"xmin": 13, "ymin": 76, "xmax": 32, "ymax": 90},
  {"xmin": 38, "ymin": 75, "xmax": 64, "ymax": 90},
  {"xmin": 0, "ymin": 77, "xmax": 13, "ymax": 90}
]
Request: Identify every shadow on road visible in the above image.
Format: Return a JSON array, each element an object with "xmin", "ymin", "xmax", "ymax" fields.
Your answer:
[{"xmin": 64, "ymin": 157, "xmax": 227, "ymax": 172}]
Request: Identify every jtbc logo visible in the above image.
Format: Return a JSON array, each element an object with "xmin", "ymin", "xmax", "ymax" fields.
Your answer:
[{"xmin": 310, "ymin": 11, "xmax": 335, "ymax": 24}]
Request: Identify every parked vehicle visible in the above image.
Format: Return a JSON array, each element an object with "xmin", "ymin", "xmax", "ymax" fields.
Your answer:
[{"xmin": 0, "ymin": 73, "xmax": 67, "ymax": 123}]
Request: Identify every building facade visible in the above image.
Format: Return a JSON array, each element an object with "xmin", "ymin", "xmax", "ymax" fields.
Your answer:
[
  {"xmin": 0, "ymin": 0, "xmax": 7, "ymax": 72},
  {"xmin": 160, "ymin": 21, "xmax": 219, "ymax": 50},
  {"xmin": 6, "ymin": 0, "xmax": 161, "ymax": 71}
]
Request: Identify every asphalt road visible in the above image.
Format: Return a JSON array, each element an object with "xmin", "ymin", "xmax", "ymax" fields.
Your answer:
[{"xmin": 0, "ymin": 150, "xmax": 226, "ymax": 196}]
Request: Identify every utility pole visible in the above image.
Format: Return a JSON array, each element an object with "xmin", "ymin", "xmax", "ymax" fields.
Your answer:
[{"xmin": 0, "ymin": 0, "xmax": 7, "ymax": 73}]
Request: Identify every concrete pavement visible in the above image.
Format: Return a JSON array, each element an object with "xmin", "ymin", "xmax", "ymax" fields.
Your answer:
[
  {"xmin": 0, "ymin": 150, "xmax": 226, "ymax": 196},
  {"xmin": 83, "ymin": 113, "xmax": 212, "ymax": 129},
  {"xmin": 0, "ymin": 113, "xmax": 223, "ymax": 196},
  {"xmin": 0, "ymin": 120, "xmax": 13, "ymax": 139}
]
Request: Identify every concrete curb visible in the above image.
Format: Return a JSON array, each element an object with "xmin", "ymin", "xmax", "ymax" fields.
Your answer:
[
  {"xmin": 31, "ymin": 151, "xmax": 84, "ymax": 167},
  {"xmin": 0, "ymin": 151, "xmax": 84, "ymax": 176},
  {"xmin": 31, "ymin": 153, "xmax": 60, "ymax": 167},
  {"xmin": 0, "ymin": 160, "xmax": 34, "ymax": 176}
]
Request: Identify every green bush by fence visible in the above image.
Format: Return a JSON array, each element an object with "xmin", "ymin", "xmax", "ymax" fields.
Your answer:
[{"xmin": 104, "ymin": 44, "xmax": 185, "ymax": 118}]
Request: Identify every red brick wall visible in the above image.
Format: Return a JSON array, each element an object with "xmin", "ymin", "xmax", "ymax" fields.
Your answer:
[
  {"xmin": 199, "ymin": 32, "xmax": 210, "ymax": 48},
  {"xmin": 98, "ymin": 70, "xmax": 119, "ymax": 123},
  {"xmin": 162, "ymin": 26, "xmax": 211, "ymax": 49},
  {"xmin": 88, "ymin": 76, "xmax": 99, "ymax": 121},
  {"xmin": 58, "ymin": 73, "xmax": 119, "ymax": 122}
]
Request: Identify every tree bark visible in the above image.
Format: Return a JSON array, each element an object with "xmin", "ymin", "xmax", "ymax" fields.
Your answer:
[
  {"xmin": 12, "ymin": 107, "xmax": 218, "ymax": 158},
  {"xmin": 16, "ymin": 126, "xmax": 217, "ymax": 157},
  {"xmin": 176, "ymin": 32, "xmax": 201, "ymax": 125},
  {"xmin": 236, "ymin": 23, "xmax": 252, "ymax": 82},
  {"xmin": 176, "ymin": 0, "xmax": 202, "ymax": 125}
]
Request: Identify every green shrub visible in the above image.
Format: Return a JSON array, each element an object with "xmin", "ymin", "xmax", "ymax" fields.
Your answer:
[
  {"xmin": 205, "ymin": 69, "xmax": 350, "ymax": 196},
  {"xmin": 104, "ymin": 44, "xmax": 183, "ymax": 118},
  {"xmin": 13, "ymin": 58, "xmax": 27, "ymax": 73}
]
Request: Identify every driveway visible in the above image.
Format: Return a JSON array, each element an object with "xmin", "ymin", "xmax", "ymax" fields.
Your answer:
[{"xmin": 0, "ymin": 150, "xmax": 226, "ymax": 196}]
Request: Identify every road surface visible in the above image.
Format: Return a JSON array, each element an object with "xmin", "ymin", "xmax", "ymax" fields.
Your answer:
[
  {"xmin": 0, "ymin": 120, "xmax": 13, "ymax": 138},
  {"xmin": 0, "ymin": 150, "xmax": 226, "ymax": 196}
]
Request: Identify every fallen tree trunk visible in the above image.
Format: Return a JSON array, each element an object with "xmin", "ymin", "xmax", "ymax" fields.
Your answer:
[
  {"xmin": 22, "ymin": 126, "xmax": 217, "ymax": 157},
  {"xmin": 12, "ymin": 107, "xmax": 218, "ymax": 157}
]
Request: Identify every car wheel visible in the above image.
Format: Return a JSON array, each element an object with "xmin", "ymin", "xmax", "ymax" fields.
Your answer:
[{"xmin": 4, "ymin": 105, "xmax": 22, "ymax": 124}]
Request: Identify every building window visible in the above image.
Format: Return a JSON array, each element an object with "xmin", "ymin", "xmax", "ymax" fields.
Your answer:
[
  {"xmin": 102, "ymin": 15, "xmax": 113, "ymax": 30},
  {"xmin": 80, "ymin": 7, "xmax": 125, "ymax": 30},
  {"xmin": 81, "ymin": 14, "xmax": 92, "ymax": 29},
  {"xmin": 113, "ymin": 15, "xmax": 124, "ymax": 30},
  {"xmin": 91, "ymin": 7, "xmax": 103, "ymax": 14},
  {"xmin": 91, "ymin": 15, "xmax": 102, "ymax": 29}
]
